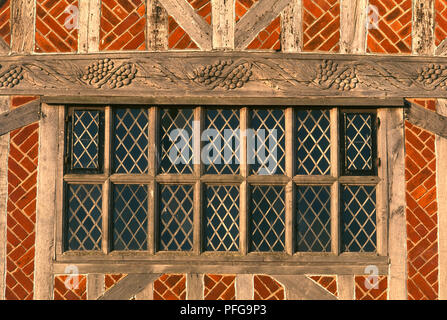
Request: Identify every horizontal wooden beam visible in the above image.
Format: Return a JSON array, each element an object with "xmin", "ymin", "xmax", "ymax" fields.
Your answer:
[
  {"xmin": 98, "ymin": 274, "xmax": 161, "ymax": 300},
  {"xmin": 1, "ymin": 52, "xmax": 447, "ymax": 99},
  {"xmin": 405, "ymin": 101, "xmax": 447, "ymax": 138},
  {"xmin": 0, "ymin": 99, "xmax": 41, "ymax": 136}
]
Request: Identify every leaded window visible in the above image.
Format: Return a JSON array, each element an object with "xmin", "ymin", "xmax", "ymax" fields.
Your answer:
[{"xmin": 60, "ymin": 106, "xmax": 382, "ymax": 258}]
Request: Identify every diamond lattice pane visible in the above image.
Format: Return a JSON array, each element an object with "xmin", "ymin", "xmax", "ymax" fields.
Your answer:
[
  {"xmin": 159, "ymin": 185, "xmax": 194, "ymax": 251},
  {"xmin": 342, "ymin": 185, "xmax": 376, "ymax": 252},
  {"xmin": 205, "ymin": 185, "xmax": 240, "ymax": 252},
  {"xmin": 250, "ymin": 109, "xmax": 285, "ymax": 175},
  {"xmin": 250, "ymin": 185, "xmax": 285, "ymax": 252},
  {"xmin": 160, "ymin": 109, "xmax": 194, "ymax": 174},
  {"xmin": 297, "ymin": 110, "xmax": 331, "ymax": 175},
  {"xmin": 112, "ymin": 184, "xmax": 148, "ymax": 251},
  {"xmin": 204, "ymin": 109, "xmax": 240, "ymax": 174},
  {"xmin": 113, "ymin": 109, "xmax": 149, "ymax": 173},
  {"xmin": 71, "ymin": 110, "xmax": 101, "ymax": 170},
  {"xmin": 343, "ymin": 113, "xmax": 375, "ymax": 174},
  {"xmin": 66, "ymin": 184, "xmax": 102, "ymax": 251},
  {"xmin": 296, "ymin": 185, "xmax": 331, "ymax": 252}
]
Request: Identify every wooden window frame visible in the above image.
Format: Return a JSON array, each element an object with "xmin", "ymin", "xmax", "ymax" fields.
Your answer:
[{"xmin": 54, "ymin": 104, "xmax": 390, "ymax": 275}]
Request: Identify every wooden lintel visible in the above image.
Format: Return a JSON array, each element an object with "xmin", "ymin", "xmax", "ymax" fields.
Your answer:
[
  {"xmin": 405, "ymin": 100, "xmax": 447, "ymax": 138},
  {"xmin": 0, "ymin": 99, "xmax": 41, "ymax": 136}
]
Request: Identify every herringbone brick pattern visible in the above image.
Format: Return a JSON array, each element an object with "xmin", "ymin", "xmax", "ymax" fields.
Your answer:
[
  {"xmin": 303, "ymin": 0, "xmax": 340, "ymax": 52},
  {"xmin": 204, "ymin": 275, "xmax": 236, "ymax": 300},
  {"xmin": 235, "ymin": 0, "xmax": 281, "ymax": 50},
  {"xmin": 168, "ymin": 0, "xmax": 211, "ymax": 49},
  {"xmin": 0, "ymin": 0, "xmax": 10, "ymax": 47},
  {"xmin": 355, "ymin": 276, "xmax": 388, "ymax": 300},
  {"xmin": 105, "ymin": 274, "xmax": 127, "ymax": 291},
  {"xmin": 100, "ymin": 0, "xmax": 146, "ymax": 51},
  {"xmin": 436, "ymin": 0, "xmax": 447, "ymax": 46},
  {"xmin": 5, "ymin": 97, "xmax": 39, "ymax": 300},
  {"xmin": 35, "ymin": 0, "xmax": 78, "ymax": 53},
  {"xmin": 253, "ymin": 275, "xmax": 285, "ymax": 300},
  {"xmin": 153, "ymin": 274, "xmax": 186, "ymax": 300},
  {"xmin": 54, "ymin": 275, "xmax": 87, "ymax": 300},
  {"xmin": 308, "ymin": 276, "xmax": 338, "ymax": 297},
  {"xmin": 367, "ymin": 0, "xmax": 412, "ymax": 54},
  {"xmin": 405, "ymin": 99, "xmax": 439, "ymax": 300}
]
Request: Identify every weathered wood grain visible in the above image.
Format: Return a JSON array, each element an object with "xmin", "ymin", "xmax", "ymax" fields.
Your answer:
[
  {"xmin": 0, "ymin": 99, "xmax": 41, "ymax": 136},
  {"xmin": 413, "ymin": 0, "xmax": 435, "ymax": 55},
  {"xmin": 212, "ymin": 0, "xmax": 235, "ymax": 49},
  {"xmin": 340, "ymin": 0, "xmax": 368, "ymax": 54},
  {"xmin": 235, "ymin": 0, "xmax": 291, "ymax": 49},
  {"xmin": 0, "ymin": 96, "xmax": 9, "ymax": 300},
  {"xmin": 87, "ymin": 274, "xmax": 105, "ymax": 300},
  {"xmin": 386, "ymin": 107, "xmax": 407, "ymax": 300},
  {"xmin": 274, "ymin": 275, "xmax": 338, "ymax": 300},
  {"xmin": 0, "ymin": 52, "xmax": 447, "ymax": 99},
  {"xmin": 79, "ymin": 0, "xmax": 101, "ymax": 53},
  {"xmin": 405, "ymin": 101, "xmax": 447, "ymax": 138},
  {"xmin": 0, "ymin": 37, "xmax": 9, "ymax": 54},
  {"xmin": 281, "ymin": 0, "xmax": 302, "ymax": 52},
  {"xmin": 157, "ymin": 0, "xmax": 212, "ymax": 50},
  {"xmin": 10, "ymin": 0, "xmax": 35, "ymax": 54},
  {"xmin": 147, "ymin": 0, "xmax": 169, "ymax": 51},
  {"xmin": 236, "ymin": 274, "xmax": 253, "ymax": 299},
  {"xmin": 338, "ymin": 275, "xmax": 354, "ymax": 300},
  {"xmin": 187, "ymin": 274, "xmax": 203, "ymax": 300},
  {"xmin": 98, "ymin": 274, "xmax": 161, "ymax": 300}
]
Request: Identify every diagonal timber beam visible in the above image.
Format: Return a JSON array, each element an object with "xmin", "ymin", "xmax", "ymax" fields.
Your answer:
[
  {"xmin": 405, "ymin": 100, "xmax": 447, "ymax": 138},
  {"xmin": 157, "ymin": 0, "xmax": 212, "ymax": 50},
  {"xmin": 0, "ymin": 98, "xmax": 41, "ymax": 136},
  {"xmin": 273, "ymin": 275, "xmax": 338, "ymax": 300},
  {"xmin": 98, "ymin": 273, "xmax": 162, "ymax": 300},
  {"xmin": 234, "ymin": 0, "xmax": 292, "ymax": 50}
]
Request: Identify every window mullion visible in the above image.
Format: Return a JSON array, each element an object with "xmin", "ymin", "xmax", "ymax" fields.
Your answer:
[
  {"xmin": 148, "ymin": 106, "xmax": 158, "ymax": 254},
  {"xmin": 193, "ymin": 107, "xmax": 203, "ymax": 254},
  {"xmin": 240, "ymin": 107, "xmax": 248, "ymax": 255},
  {"xmin": 330, "ymin": 108, "xmax": 340, "ymax": 256},
  {"xmin": 285, "ymin": 107, "xmax": 294, "ymax": 255},
  {"xmin": 376, "ymin": 109, "xmax": 388, "ymax": 256},
  {"xmin": 102, "ymin": 106, "xmax": 112, "ymax": 254}
]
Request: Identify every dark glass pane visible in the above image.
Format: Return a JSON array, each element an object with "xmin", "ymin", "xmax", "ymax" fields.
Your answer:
[
  {"xmin": 341, "ymin": 185, "xmax": 376, "ymax": 252},
  {"xmin": 66, "ymin": 184, "xmax": 102, "ymax": 251},
  {"xmin": 205, "ymin": 185, "xmax": 240, "ymax": 252},
  {"xmin": 71, "ymin": 110, "xmax": 101, "ymax": 170},
  {"xmin": 159, "ymin": 185, "xmax": 194, "ymax": 251},
  {"xmin": 204, "ymin": 109, "xmax": 240, "ymax": 174},
  {"xmin": 343, "ymin": 113, "xmax": 375, "ymax": 174},
  {"xmin": 160, "ymin": 109, "xmax": 194, "ymax": 174},
  {"xmin": 113, "ymin": 109, "xmax": 149, "ymax": 173},
  {"xmin": 297, "ymin": 110, "xmax": 331, "ymax": 175},
  {"xmin": 250, "ymin": 109, "xmax": 285, "ymax": 175},
  {"xmin": 250, "ymin": 185, "xmax": 285, "ymax": 252},
  {"xmin": 296, "ymin": 186, "xmax": 331, "ymax": 252},
  {"xmin": 112, "ymin": 184, "xmax": 148, "ymax": 251}
]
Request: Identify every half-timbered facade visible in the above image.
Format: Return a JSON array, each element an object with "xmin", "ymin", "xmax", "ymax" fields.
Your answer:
[{"xmin": 0, "ymin": 0, "xmax": 446, "ymax": 300}]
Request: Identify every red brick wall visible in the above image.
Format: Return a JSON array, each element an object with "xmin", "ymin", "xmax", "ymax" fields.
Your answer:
[
  {"xmin": 302, "ymin": 0, "xmax": 340, "ymax": 52},
  {"xmin": 153, "ymin": 274, "xmax": 187, "ymax": 300},
  {"xmin": 308, "ymin": 275, "xmax": 338, "ymax": 297},
  {"xmin": 405, "ymin": 99, "xmax": 439, "ymax": 300},
  {"xmin": 436, "ymin": 0, "xmax": 447, "ymax": 46},
  {"xmin": 355, "ymin": 276, "xmax": 388, "ymax": 300},
  {"xmin": 5, "ymin": 97, "xmax": 39, "ymax": 300},
  {"xmin": 253, "ymin": 275, "xmax": 285, "ymax": 300},
  {"xmin": 367, "ymin": 0, "xmax": 412, "ymax": 54},
  {"xmin": 35, "ymin": 0, "xmax": 79, "ymax": 53},
  {"xmin": 0, "ymin": 0, "xmax": 10, "ymax": 46},
  {"xmin": 53, "ymin": 275, "xmax": 87, "ymax": 300},
  {"xmin": 99, "ymin": 0, "xmax": 146, "ymax": 51},
  {"xmin": 204, "ymin": 274, "xmax": 236, "ymax": 300}
]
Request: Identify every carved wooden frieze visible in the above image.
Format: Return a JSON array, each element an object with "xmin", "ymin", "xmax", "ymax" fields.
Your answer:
[{"xmin": 1, "ymin": 52, "xmax": 447, "ymax": 99}]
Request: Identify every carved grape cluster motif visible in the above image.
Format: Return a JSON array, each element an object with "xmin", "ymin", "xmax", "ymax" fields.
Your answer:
[
  {"xmin": 0, "ymin": 65, "xmax": 24, "ymax": 88},
  {"xmin": 417, "ymin": 64, "xmax": 447, "ymax": 87},
  {"xmin": 316, "ymin": 60, "xmax": 359, "ymax": 91},
  {"xmin": 81, "ymin": 58, "xmax": 137, "ymax": 88},
  {"xmin": 192, "ymin": 59, "xmax": 252, "ymax": 90}
]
